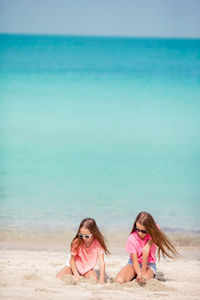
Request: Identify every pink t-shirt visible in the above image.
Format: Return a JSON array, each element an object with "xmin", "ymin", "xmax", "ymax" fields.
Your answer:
[
  {"xmin": 71, "ymin": 238, "xmax": 104, "ymax": 275},
  {"xmin": 126, "ymin": 232, "xmax": 157, "ymax": 263}
]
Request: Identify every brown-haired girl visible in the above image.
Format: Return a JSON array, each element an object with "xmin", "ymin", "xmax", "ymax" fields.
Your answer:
[
  {"xmin": 115, "ymin": 211, "xmax": 179, "ymax": 284},
  {"xmin": 56, "ymin": 218, "xmax": 109, "ymax": 284}
]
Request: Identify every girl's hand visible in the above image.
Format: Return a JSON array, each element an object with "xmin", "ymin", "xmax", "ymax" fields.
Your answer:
[
  {"xmin": 136, "ymin": 272, "xmax": 146, "ymax": 284},
  {"xmin": 137, "ymin": 272, "xmax": 143, "ymax": 280},
  {"xmin": 98, "ymin": 279, "xmax": 104, "ymax": 284},
  {"xmin": 74, "ymin": 274, "xmax": 81, "ymax": 282},
  {"xmin": 141, "ymin": 272, "xmax": 148, "ymax": 281}
]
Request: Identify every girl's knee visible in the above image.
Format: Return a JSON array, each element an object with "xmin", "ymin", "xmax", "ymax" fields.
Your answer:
[
  {"xmin": 89, "ymin": 273, "xmax": 98, "ymax": 281},
  {"xmin": 56, "ymin": 266, "xmax": 71, "ymax": 279},
  {"xmin": 56, "ymin": 271, "xmax": 63, "ymax": 279},
  {"xmin": 91, "ymin": 275, "xmax": 98, "ymax": 281},
  {"xmin": 85, "ymin": 270, "xmax": 98, "ymax": 281},
  {"xmin": 115, "ymin": 275, "xmax": 125, "ymax": 284}
]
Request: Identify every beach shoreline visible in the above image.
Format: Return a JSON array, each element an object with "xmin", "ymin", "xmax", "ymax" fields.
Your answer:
[{"xmin": 1, "ymin": 228, "xmax": 200, "ymax": 251}]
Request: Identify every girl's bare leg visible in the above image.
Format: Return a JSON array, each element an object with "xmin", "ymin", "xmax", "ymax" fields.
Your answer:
[
  {"xmin": 84, "ymin": 269, "xmax": 98, "ymax": 281},
  {"xmin": 56, "ymin": 266, "xmax": 72, "ymax": 279},
  {"xmin": 145, "ymin": 267, "xmax": 154, "ymax": 280},
  {"xmin": 115, "ymin": 265, "xmax": 136, "ymax": 284}
]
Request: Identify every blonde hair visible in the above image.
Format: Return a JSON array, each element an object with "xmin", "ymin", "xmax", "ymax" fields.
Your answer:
[
  {"xmin": 71, "ymin": 218, "xmax": 110, "ymax": 255},
  {"xmin": 131, "ymin": 211, "xmax": 179, "ymax": 259}
]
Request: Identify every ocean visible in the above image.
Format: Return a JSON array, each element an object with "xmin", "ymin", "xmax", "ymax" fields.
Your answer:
[{"xmin": 0, "ymin": 34, "xmax": 200, "ymax": 236}]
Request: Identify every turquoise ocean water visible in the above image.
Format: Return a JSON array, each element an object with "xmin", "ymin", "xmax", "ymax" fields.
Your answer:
[{"xmin": 0, "ymin": 34, "xmax": 200, "ymax": 234}]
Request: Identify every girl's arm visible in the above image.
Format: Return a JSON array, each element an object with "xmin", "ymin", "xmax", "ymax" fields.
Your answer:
[
  {"xmin": 141, "ymin": 239, "xmax": 153, "ymax": 274},
  {"xmin": 98, "ymin": 252, "xmax": 105, "ymax": 284},
  {"xmin": 131, "ymin": 253, "xmax": 141, "ymax": 276},
  {"xmin": 70, "ymin": 255, "xmax": 81, "ymax": 281}
]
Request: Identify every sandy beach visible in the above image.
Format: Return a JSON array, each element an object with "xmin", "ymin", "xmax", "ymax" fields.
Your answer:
[
  {"xmin": 1, "ymin": 28, "xmax": 200, "ymax": 300},
  {"xmin": 1, "ymin": 231, "xmax": 200, "ymax": 300}
]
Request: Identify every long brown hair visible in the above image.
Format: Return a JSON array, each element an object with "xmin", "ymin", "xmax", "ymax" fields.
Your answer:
[
  {"xmin": 71, "ymin": 218, "xmax": 110, "ymax": 255},
  {"xmin": 131, "ymin": 211, "xmax": 179, "ymax": 259}
]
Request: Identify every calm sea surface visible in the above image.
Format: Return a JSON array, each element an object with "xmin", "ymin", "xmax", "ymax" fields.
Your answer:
[{"xmin": 0, "ymin": 34, "xmax": 200, "ymax": 233}]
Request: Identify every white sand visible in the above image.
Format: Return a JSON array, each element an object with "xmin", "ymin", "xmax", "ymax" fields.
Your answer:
[{"xmin": 1, "ymin": 248, "xmax": 200, "ymax": 300}]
